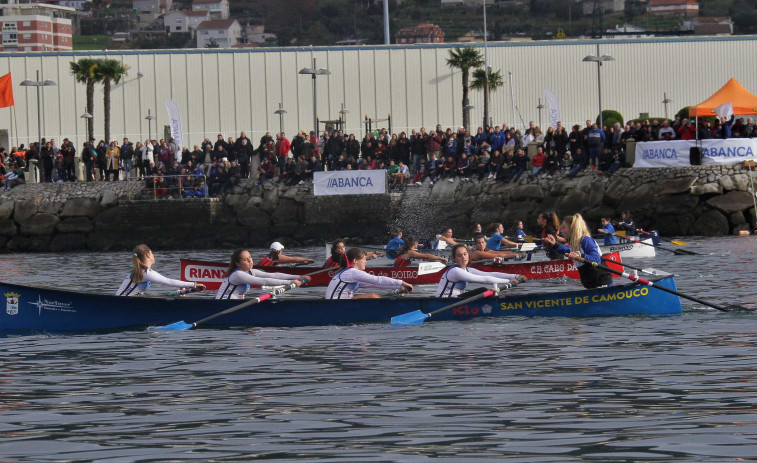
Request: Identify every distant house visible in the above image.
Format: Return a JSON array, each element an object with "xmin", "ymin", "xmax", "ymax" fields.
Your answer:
[
  {"xmin": 133, "ymin": 0, "xmax": 173, "ymax": 15},
  {"xmin": 456, "ymin": 30, "xmax": 489, "ymax": 43},
  {"xmin": 192, "ymin": 0, "xmax": 229, "ymax": 20},
  {"xmin": 582, "ymin": 0, "xmax": 625, "ymax": 15},
  {"xmin": 0, "ymin": 2, "xmax": 74, "ymax": 52},
  {"xmin": 689, "ymin": 17, "xmax": 733, "ymax": 35},
  {"xmin": 649, "ymin": 0, "xmax": 699, "ymax": 16},
  {"xmin": 55, "ymin": 0, "xmax": 88, "ymax": 11},
  {"xmin": 244, "ymin": 25, "xmax": 276, "ymax": 44},
  {"xmin": 395, "ymin": 23, "xmax": 444, "ymax": 44},
  {"xmin": 196, "ymin": 19, "xmax": 241, "ymax": 48},
  {"xmin": 164, "ymin": 10, "xmax": 209, "ymax": 34}
]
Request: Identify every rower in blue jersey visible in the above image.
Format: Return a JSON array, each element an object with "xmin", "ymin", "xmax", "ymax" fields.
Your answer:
[
  {"xmin": 216, "ymin": 249, "xmax": 309, "ymax": 300},
  {"xmin": 117, "ymin": 244, "xmax": 205, "ymax": 296},
  {"xmin": 385, "ymin": 228, "xmax": 405, "ymax": 260},
  {"xmin": 485, "ymin": 222, "xmax": 520, "ymax": 251},
  {"xmin": 545, "ymin": 213, "xmax": 612, "ymax": 289},
  {"xmin": 598, "ymin": 217, "xmax": 619, "ymax": 245}
]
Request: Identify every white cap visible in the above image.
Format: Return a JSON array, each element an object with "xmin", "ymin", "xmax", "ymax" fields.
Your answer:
[{"xmin": 270, "ymin": 241, "xmax": 284, "ymax": 251}]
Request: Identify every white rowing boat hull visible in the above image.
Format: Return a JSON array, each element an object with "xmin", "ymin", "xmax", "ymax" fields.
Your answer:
[{"xmin": 600, "ymin": 239, "xmax": 656, "ymax": 258}]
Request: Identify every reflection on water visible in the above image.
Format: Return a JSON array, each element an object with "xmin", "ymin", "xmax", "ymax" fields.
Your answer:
[{"xmin": 1, "ymin": 236, "xmax": 757, "ymax": 461}]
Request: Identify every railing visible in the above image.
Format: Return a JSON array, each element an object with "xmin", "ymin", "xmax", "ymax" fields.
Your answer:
[{"xmin": 127, "ymin": 174, "xmax": 207, "ymax": 201}]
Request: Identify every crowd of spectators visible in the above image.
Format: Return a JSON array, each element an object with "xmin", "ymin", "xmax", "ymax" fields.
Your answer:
[{"xmin": 13, "ymin": 113, "xmax": 753, "ymax": 195}]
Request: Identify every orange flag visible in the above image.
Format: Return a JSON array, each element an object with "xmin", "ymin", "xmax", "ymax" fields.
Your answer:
[{"xmin": 0, "ymin": 73, "xmax": 15, "ymax": 108}]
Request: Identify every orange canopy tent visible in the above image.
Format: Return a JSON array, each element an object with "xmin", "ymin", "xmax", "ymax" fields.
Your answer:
[{"xmin": 689, "ymin": 78, "xmax": 757, "ymax": 117}]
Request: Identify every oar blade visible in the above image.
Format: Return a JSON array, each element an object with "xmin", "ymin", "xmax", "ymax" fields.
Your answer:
[
  {"xmin": 417, "ymin": 261, "xmax": 446, "ymax": 275},
  {"xmin": 673, "ymin": 248, "xmax": 698, "ymax": 255},
  {"xmin": 670, "ymin": 240, "xmax": 689, "ymax": 246},
  {"xmin": 391, "ymin": 310, "xmax": 430, "ymax": 326},
  {"xmin": 151, "ymin": 320, "xmax": 193, "ymax": 331}
]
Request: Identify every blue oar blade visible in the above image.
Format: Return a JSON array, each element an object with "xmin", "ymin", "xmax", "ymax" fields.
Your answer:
[
  {"xmin": 391, "ymin": 310, "xmax": 430, "ymax": 326},
  {"xmin": 151, "ymin": 320, "xmax": 193, "ymax": 331}
]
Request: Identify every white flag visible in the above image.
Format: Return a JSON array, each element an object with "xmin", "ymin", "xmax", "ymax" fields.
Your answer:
[
  {"xmin": 165, "ymin": 99, "xmax": 183, "ymax": 152},
  {"xmin": 714, "ymin": 101, "xmax": 734, "ymax": 118},
  {"xmin": 544, "ymin": 89, "xmax": 561, "ymax": 129}
]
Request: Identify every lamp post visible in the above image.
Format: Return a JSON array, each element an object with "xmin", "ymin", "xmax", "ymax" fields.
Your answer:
[
  {"xmin": 274, "ymin": 103, "xmax": 287, "ymax": 134},
  {"xmin": 20, "ymin": 70, "xmax": 56, "ymax": 149},
  {"xmin": 536, "ymin": 98, "xmax": 546, "ymax": 129},
  {"xmin": 299, "ymin": 58, "xmax": 330, "ymax": 139},
  {"xmin": 145, "ymin": 109, "xmax": 156, "ymax": 141},
  {"xmin": 582, "ymin": 44, "xmax": 614, "ymax": 130},
  {"xmin": 663, "ymin": 92, "xmax": 673, "ymax": 120},
  {"xmin": 80, "ymin": 112, "xmax": 92, "ymax": 142},
  {"xmin": 339, "ymin": 103, "xmax": 349, "ymax": 132}
]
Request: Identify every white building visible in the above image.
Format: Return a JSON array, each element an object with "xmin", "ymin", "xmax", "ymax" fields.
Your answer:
[
  {"xmin": 191, "ymin": 0, "xmax": 229, "ymax": 20},
  {"xmin": 55, "ymin": 0, "xmax": 88, "ymax": 11},
  {"xmin": 196, "ymin": 19, "xmax": 241, "ymax": 48},
  {"xmin": 164, "ymin": 10, "xmax": 209, "ymax": 34},
  {"xmin": 0, "ymin": 3, "xmax": 74, "ymax": 52}
]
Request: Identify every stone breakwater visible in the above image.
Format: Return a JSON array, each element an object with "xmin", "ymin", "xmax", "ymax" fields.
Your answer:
[{"xmin": 0, "ymin": 165, "xmax": 755, "ymax": 252}]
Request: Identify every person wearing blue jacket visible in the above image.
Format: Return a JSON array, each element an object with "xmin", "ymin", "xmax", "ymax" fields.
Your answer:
[
  {"xmin": 544, "ymin": 213, "xmax": 612, "ymax": 289},
  {"xmin": 598, "ymin": 217, "xmax": 618, "ymax": 245}
]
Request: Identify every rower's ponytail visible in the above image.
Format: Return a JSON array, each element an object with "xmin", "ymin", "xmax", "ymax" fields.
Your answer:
[{"xmin": 130, "ymin": 244, "xmax": 151, "ymax": 284}]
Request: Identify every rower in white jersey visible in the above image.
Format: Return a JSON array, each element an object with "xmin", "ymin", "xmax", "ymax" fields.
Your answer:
[
  {"xmin": 216, "ymin": 249, "xmax": 310, "ymax": 299},
  {"xmin": 116, "ymin": 244, "xmax": 206, "ymax": 296},
  {"xmin": 436, "ymin": 244, "xmax": 526, "ymax": 298},
  {"xmin": 326, "ymin": 248, "xmax": 414, "ymax": 299}
]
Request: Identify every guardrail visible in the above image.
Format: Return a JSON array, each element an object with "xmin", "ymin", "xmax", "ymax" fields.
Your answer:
[{"xmin": 127, "ymin": 174, "xmax": 208, "ymax": 201}]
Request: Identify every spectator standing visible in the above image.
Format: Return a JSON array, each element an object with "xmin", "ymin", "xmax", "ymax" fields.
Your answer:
[
  {"xmin": 60, "ymin": 138, "xmax": 76, "ymax": 181},
  {"xmin": 586, "ymin": 123, "xmax": 605, "ymax": 168}
]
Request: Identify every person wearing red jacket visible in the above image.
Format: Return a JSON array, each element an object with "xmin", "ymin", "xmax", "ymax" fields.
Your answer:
[
  {"xmin": 276, "ymin": 132, "xmax": 291, "ymax": 176},
  {"xmin": 678, "ymin": 119, "xmax": 696, "ymax": 140},
  {"xmin": 530, "ymin": 146, "xmax": 547, "ymax": 179}
]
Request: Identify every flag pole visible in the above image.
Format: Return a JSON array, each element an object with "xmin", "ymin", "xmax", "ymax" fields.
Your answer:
[{"xmin": 12, "ymin": 105, "xmax": 19, "ymax": 149}]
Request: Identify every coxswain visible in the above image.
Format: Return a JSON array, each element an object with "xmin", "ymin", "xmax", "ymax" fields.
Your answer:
[
  {"xmin": 614, "ymin": 211, "xmax": 637, "ymax": 236},
  {"xmin": 394, "ymin": 237, "xmax": 447, "ymax": 267},
  {"xmin": 469, "ymin": 235, "xmax": 524, "ymax": 262},
  {"xmin": 324, "ymin": 241, "xmax": 383, "ymax": 267},
  {"xmin": 116, "ymin": 244, "xmax": 205, "ymax": 296},
  {"xmin": 326, "ymin": 248, "xmax": 413, "ymax": 299},
  {"xmin": 436, "ymin": 244, "xmax": 525, "ymax": 298},
  {"xmin": 216, "ymin": 249, "xmax": 310, "ymax": 299},
  {"xmin": 513, "ymin": 220, "xmax": 527, "ymax": 242},
  {"xmin": 258, "ymin": 241, "xmax": 315, "ymax": 266},
  {"xmin": 538, "ymin": 211, "xmax": 565, "ymax": 259},
  {"xmin": 544, "ymin": 213, "xmax": 612, "ymax": 289},
  {"xmin": 485, "ymin": 223, "xmax": 519, "ymax": 251}
]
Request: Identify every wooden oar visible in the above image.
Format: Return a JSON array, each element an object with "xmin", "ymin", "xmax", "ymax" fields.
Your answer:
[
  {"xmin": 572, "ymin": 255, "xmax": 750, "ymax": 313},
  {"xmin": 416, "ymin": 259, "xmax": 492, "ymax": 275},
  {"xmin": 391, "ymin": 280, "xmax": 523, "ymax": 326},
  {"xmin": 599, "ymin": 256, "xmax": 667, "ymax": 276},
  {"xmin": 168, "ymin": 287, "xmax": 198, "ymax": 297},
  {"xmin": 637, "ymin": 229, "xmax": 690, "ymax": 246},
  {"xmin": 601, "ymin": 231, "xmax": 697, "ymax": 255}
]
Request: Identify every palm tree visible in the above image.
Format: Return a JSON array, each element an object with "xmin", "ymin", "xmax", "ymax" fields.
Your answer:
[
  {"xmin": 470, "ymin": 68, "xmax": 504, "ymax": 129},
  {"xmin": 94, "ymin": 59, "xmax": 129, "ymax": 143},
  {"xmin": 69, "ymin": 58, "xmax": 100, "ymax": 141},
  {"xmin": 446, "ymin": 47, "xmax": 484, "ymax": 131}
]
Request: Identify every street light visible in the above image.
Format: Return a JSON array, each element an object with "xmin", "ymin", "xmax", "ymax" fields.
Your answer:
[
  {"xmin": 339, "ymin": 103, "xmax": 349, "ymax": 132},
  {"xmin": 274, "ymin": 103, "xmax": 287, "ymax": 135},
  {"xmin": 536, "ymin": 98, "xmax": 546, "ymax": 129},
  {"xmin": 20, "ymin": 70, "xmax": 56, "ymax": 150},
  {"xmin": 663, "ymin": 92, "xmax": 673, "ymax": 120},
  {"xmin": 145, "ymin": 109, "xmax": 156, "ymax": 141},
  {"xmin": 582, "ymin": 45, "xmax": 614, "ymax": 129},
  {"xmin": 80, "ymin": 112, "xmax": 92, "ymax": 143},
  {"xmin": 299, "ymin": 58, "xmax": 330, "ymax": 138}
]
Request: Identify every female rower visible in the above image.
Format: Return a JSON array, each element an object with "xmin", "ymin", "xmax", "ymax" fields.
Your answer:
[
  {"xmin": 485, "ymin": 222, "xmax": 519, "ymax": 251},
  {"xmin": 469, "ymin": 235, "xmax": 524, "ymax": 262},
  {"xmin": 116, "ymin": 244, "xmax": 206, "ymax": 296},
  {"xmin": 216, "ymin": 249, "xmax": 310, "ymax": 299},
  {"xmin": 326, "ymin": 248, "xmax": 413, "ymax": 299},
  {"xmin": 614, "ymin": 211, "xmax": 637, "ymax": 236},
  {"xmin": 258, "ymin": 241, "xmax": 315, "ymax": 266},
  {"xmin": 436, "ymin": 244, "xmax": 525, "ymax": 298},
  {"xmin": 394, "ymin": 237, "xmax": 448, "ymax": 267},
  {"xmin": 435, "ymin": 227, "xmax": 460, "ymax": 248},
  {"xmin": 544, "ymin": 213, "xmax": 612, "ymax": 289},
  {"xmin": 324, "ymin": 241, "xmax": 383, "ymax": 267},
  {"xmin": 538, "ymin": 211, "xmax": 565, "ymax": 259}
]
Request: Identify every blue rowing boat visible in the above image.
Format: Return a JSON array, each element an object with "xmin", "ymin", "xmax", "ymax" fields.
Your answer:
[{"xmin": 0, "ymin": 277, "xmax": 682, "ymax": 332}]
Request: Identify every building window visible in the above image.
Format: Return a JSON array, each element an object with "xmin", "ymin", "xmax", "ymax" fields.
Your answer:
[
  {"xmin": 2, "ymin": 22, "xmax": 17, "ymax": 31},
  {"xmin": 22, "ymin": 21, "xmax": 30, "ymax": 27},
  {"xmin": 23, "ymin": 34, "xmax": 31, "ymax": 39},
  {"xmin": 176, "ymin": 26, "xmax": 182, "ymax": 31},
  {"xmin": 2, "ymin": 33, "xmax": 17, "ymax": 44}
]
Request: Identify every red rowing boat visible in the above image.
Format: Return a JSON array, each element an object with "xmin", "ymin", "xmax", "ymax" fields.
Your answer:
[{"xmin": 180, "ymin": 252, "xmax": 623, "ymax": 290}]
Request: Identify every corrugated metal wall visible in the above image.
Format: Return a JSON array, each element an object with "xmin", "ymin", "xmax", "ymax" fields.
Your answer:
[{"xmin": 1, "ymin": 36, "xmax": 757, "ymax": 149}]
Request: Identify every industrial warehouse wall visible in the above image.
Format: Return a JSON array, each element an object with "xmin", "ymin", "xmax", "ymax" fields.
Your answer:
[{"xmin": 1, "ymin": 36, "xmax": 756, "ymax": 148}]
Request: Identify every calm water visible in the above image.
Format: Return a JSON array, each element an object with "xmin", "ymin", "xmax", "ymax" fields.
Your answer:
[{"xmin": 1, "ymin": 237, "xmax": 756, "ymax": 461}]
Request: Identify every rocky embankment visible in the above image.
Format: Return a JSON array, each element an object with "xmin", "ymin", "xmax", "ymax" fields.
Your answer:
[{"xmin": 0, "ymin": 165, "xmax": 755, "ymax": 252}]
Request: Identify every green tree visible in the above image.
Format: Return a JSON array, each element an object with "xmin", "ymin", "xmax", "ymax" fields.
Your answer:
[
  {"xmin": 94, "ymin": 59, "xmax": 129, "ymax": 143},
  {"xmin": 69, "ymin": 58, "xmax": 101, "ymax": 141},
  {"xmin": 470, "ymin": 68, "xmax": 504, "ymax": 128},
  {"xmin": 446, "ymin": 46, "xmax": 484, "ymax": 131}
]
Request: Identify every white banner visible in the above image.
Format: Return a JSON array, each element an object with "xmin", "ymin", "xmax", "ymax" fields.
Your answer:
[
  {"xmin": 635, "ymin": 139, "xmax": 757, "ymax": 167},
  {"xmin": 544, "ymin": 89, "xmax": 561, "ymax": 129},
  {"xmin": 714, "ymin": 101, "xmax": 734, "ymax": 118},
  {"xmin": 313, "ymin": 169, "xmax": 386, "ymax": 196},
  {"xmin": 165, "ymin": 99, "xmax": 183, "ymax": 151}
]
